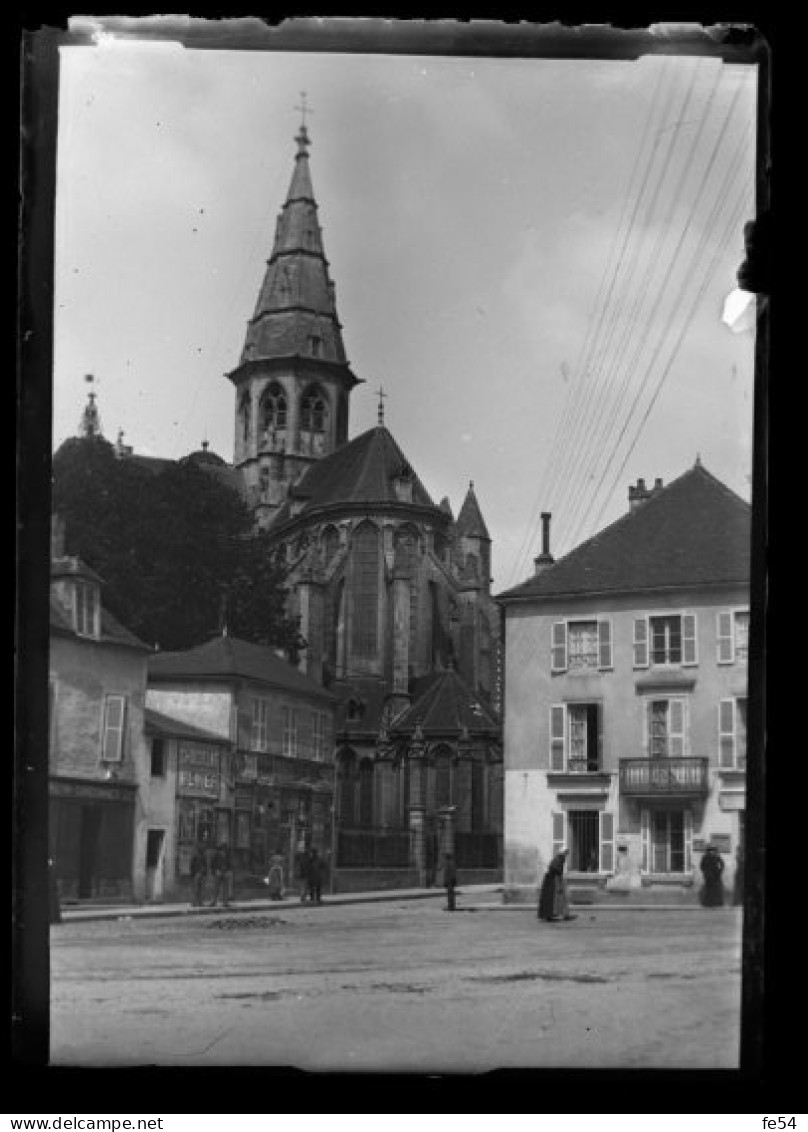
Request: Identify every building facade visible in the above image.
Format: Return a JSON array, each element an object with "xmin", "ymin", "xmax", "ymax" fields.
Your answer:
[
  {"xmin": 146, "ymin": 634, "xmax": 336, "ymax": 891},
  {"xmin": 497, "ymin": 463, "xmax": 750, "ymax": 903},
  {"xmin": 49, "ymin": 543, "xmax": 152, "ymax": 902}
]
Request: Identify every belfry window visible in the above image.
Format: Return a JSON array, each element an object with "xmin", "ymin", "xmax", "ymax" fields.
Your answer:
[
  {"xmin": 261, "ymin": 384, "xmax": 287, "ymax": 432},
  {"xmin": 301, "ymin": 388, "xmax": 327, "ymax": 432}
]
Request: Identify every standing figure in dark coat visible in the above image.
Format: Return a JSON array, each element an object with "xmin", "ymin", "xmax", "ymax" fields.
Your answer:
[
  {"xmin": 732, "ymin": 845, "xmax": 744, "ymax": 906},
  {"xmin": 307, "ymin": 849, "xmax": 325, "ymax": 904},
  {"xmin": 443, "ymin": 852, "xmax": 457, "ymax": 912},
  {"xmin": 295, "ymin": 846, "xmax": 311, "ymax": 902},
  {"xmin": 266, "ymin": 852, "xmax": 285, "ymax": 900},
  {"xmin": 189, "ymin": 845, "xmax": 207, "ymax": 908},
  {"xmin": 699, "ymin": 844, "xmax": 726, "ymax": 906},
  {"xmin": 210, "ymin": 843, "xmax": 231, "ymax": 908},
  {"xmin": 538, "ymin": 850, "xmax": 575, "ymax": 922}
]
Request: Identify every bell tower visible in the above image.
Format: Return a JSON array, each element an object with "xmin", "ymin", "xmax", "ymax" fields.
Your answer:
[{"xmin": 227, "ymin": 98, "xmax": 361, "ymax": 525}]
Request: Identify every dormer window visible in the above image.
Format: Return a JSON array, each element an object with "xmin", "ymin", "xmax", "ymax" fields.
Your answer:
[{"xmin": 74, "ymin": 580, "xmax": 100, "ymax": 638}]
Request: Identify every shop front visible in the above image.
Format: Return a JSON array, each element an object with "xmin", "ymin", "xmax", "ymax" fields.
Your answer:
[
  {"xmin": 49, "ymin": 777, "xmax": 137, "ymax": 901},
  {"xmin": 174, "ymin": 740, "xmax": 230, "ymax": 893}
]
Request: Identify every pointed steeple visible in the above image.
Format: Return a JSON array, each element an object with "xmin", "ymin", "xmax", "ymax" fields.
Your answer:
[
  {"xmin": 455, "ymin": 481, "xmax": 490, "ymax": 540},
  {"xmin": 239, "ymin": 119, "xmax": 350, "ymax": 368}
]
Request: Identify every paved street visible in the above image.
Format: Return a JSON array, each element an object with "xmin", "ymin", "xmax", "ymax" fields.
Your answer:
[{"xmin": 50, "ymin": 901, "xmax": 742, "ymax": 1071}]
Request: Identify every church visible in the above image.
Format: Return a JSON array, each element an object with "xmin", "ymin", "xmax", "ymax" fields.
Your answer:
[{"xmin": 116, "ymin": 113, "xmax": 503, "ymax": 889}]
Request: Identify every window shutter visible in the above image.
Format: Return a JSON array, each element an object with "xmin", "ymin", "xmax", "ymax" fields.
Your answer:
[
  {"xmin": 599, "ymin": 810, "xmax": 615, "ymax": 873},
  {"xmin": 251, "ymin": 699, "xmax": 259, "ymax": 750},
  {"xmin": 682, "ymin": 613, "xmax": 698, "ymax": 665},
  {"xmin": 102, "ymin": 695, "xmax": 126, "ymax": 762},
  {"xmin": 717, "ymin": 612, "xmax": 734, "ymax": 664},
  {"xmin": 550, "ymin": 705, "xmax": 566, "ymax": 771},
  {"xmin": 597, "ymin": 619, "xmax": 613, "ymax": 670},
  {"xmin": 551, "ymin": 810, "xmax": 566, "ymax": 859},
  {"xmin": 684, "ymin": 809, "xmax": 693, "ymax": 873},
  {"xmin": 641, "ymin": 809, "xmax": 650, "ymax": 872},
  {"xmin": 669, "ymin": 698, "xmax": 685, "ymax": 758},
  {"xmin": 633, "ymin": 617, "xmax": 649, "ymax": 668},
  {"xmin": 718, "ymin": 699, "xmax": 736, "ymax": 768},
  {"xmin": 551, "ymin": 622, "xmax": 568, "ymax": 672}
]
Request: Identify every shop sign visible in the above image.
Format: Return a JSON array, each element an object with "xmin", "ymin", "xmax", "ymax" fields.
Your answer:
[
  {"xmin": 719, "ymin": 791, "xmax": 745, "ymax": 812},
  {"xmin": 178, "ymin": 768, "xmax": 220, "ymax": 798},
  {"xmin": 50, "ymin": 778, "xmax": 135, "ymax": 802},
  {"xmin": 178, "ymin": 743, "xmax": 220, "ymax": 769},
  {"xmin": 710, "ymin": 833, "xmax": 732, "ymax": 853}
]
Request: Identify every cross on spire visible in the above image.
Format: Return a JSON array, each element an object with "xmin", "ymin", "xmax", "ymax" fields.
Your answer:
[
  {"xmin": 376, "ymin": 386, "xmax": 387, "ymax": 426},
  {"xmin": 295, "ymin": 91, "xmax": 313, "ymax": 128}
]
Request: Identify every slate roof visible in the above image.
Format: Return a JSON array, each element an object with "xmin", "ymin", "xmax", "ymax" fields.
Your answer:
[
  {"xmin": 236, "ymin": 126, "xmax": 350, "ymax": 370},
  {"xmin": 274, "ymin": 425, "xmax": 441, "ymax": 522},
  {"xmin": 390, "ymin": 666, "xmax": 500, "ymax": 736},
  {"xmin": 455, "ymin": 483, "xmax": 491, "ymax": 540},
  {"xmin": 144, "ymin": 707, "xmax": 225, "ymax": 744},
  {"xmin": 148, "ymin": 634, "xmax": 335, "ymax": 701},
  {"xmin": 497, "ymin": 463, "xmax": 751, "ymax": 603}
]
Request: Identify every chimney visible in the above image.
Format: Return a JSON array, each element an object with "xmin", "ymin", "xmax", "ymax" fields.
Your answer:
[
  {"xmin": 628, "ymin": 478, "xmax": 652, "ymax": 512},
  {"xmin": 653, "ymin": 477, "xmax": 664, "ymax": 493},
  {"xmin": 534, "ymin": 512, "xmax": 555, "ymax": 575}
]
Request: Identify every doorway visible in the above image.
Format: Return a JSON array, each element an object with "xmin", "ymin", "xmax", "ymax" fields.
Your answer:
[
  {"xmin": 145, "ymin": 829, "xmax": 165, "ymax": 901},
  {"xmin": 78, "ymin": 804, "xmax": 103, "ymax": 898}
]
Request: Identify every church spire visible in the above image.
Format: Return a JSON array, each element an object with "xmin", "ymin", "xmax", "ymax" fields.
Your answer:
[
  {"xmin": 237, "ymin": 109, "xmax": 351, "ymax": 369},
  {"xmin": 80, "ymin": 375, "xmax": 102, "ymax": 437}
]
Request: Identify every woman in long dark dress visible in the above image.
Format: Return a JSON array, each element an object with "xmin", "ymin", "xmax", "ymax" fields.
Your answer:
[
  {"xmin": 699, "ymin": 845, "xmax": 726, "ymax": 906},
  {"xmin": 538, "ymin": 849, "xmax": 574, "ymax": 921}
]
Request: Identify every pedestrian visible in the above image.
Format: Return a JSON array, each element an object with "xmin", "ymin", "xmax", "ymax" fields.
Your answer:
[
  {"xmin": 210, "ymin": 842, "xmax": 231, "ymax": 908},
  {"xmin": 266, "ymin": 852, "xmax": 285, "ymax": 901},
  {"xmin": 295, "ymin": 844, "xmax": 311, "ymax": 902},
  {"xmin": 189, "ymin": 844, "xmax": 208, "ymax": 908},
  {"xmin": 732, "ymin": 844, "xmax": 744, "ymax": 907},
  {"xmin": 443, "ymin": 851, "xmax": 457, "ymax": 912},
  {"xmin": 699, "ymin": 844, "xmax": 726, "ymax": 907},
  {"xmin": 308, "ymin": 848, "xmax": 325, "ymax": 905},
  {"xmin": 537, "ymin": 849, "xmax": 576, "ymax": 922},
  {"xmin": 48, "ymin": 858, "xmax": 61, "ymax": 925}
]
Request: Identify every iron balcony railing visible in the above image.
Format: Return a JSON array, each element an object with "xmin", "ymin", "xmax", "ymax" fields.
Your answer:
[{"xmin": 619, "ymin": 757, "xmax": 709, "ymax": 796}]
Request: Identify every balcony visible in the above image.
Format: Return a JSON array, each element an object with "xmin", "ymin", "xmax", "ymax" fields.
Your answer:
[{"xmin": 619, "ymin": 757, "xmax": 709, "ymax": 797}]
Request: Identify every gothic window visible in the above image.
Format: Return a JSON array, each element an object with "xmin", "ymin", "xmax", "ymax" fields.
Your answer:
[
  {"xmin": 358, "ymin": 759, "xmax": 374, "ymax": 827},
  {"xmin": 239, "ymin": 391, "xmax": 251, "ymax": 443},
  {"xmin": 301, "ymin": 386, "xmax": 328, "ymax": 432},
  {"xmin": 327, "ymin": 578, "xmax": 346, "ymax": 674},
  {"xmin": 352, "ymin": 522, "xmax": 380, "ymax": 660},
  {"xmin": 434, "ymin": 747, "xmax": 452, "ymax": 810},
  {"xmin": 261, "ymin": 383, "xmax": 287, "ymax": 432},
  {"xmin": 322, "ymin": 525, "xmax": 340, "ymax": 566},
  {"xmin": 309, "ymin": 335, "xmax": 322, "ymax": 358}
]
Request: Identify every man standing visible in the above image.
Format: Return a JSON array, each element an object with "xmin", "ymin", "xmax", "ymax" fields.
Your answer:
[
  {"xmin": 189, "ymin": 844, "xmax": 207, "ymax": 908},
  {"xmin": 210, "ymin": 843, "xmax": 231, "ymax": 908},
  {"xmin": 308, "ymin": 848, "xmax": 325, "ymax": 905}
]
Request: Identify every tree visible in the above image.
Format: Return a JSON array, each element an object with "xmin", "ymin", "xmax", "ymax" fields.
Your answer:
[{"xmin": 51, "ymin": 437, "xmax": 303, "ymax": 654}]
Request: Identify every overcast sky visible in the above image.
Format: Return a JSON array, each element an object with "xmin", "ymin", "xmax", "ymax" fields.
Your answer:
[{"xmin": 53, "ymin": 41, "xmax": 758, "ymax": 588}]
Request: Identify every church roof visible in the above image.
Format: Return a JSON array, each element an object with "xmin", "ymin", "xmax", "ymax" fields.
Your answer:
[
  {"xmin": 273, "ymin": 425, "xmax": 442, "ymax": 522},
  {"xmin": 148, "ymin": 633, "xmax": 334, "ymax": 701},
  {"xmin": 497, "ymin": 462, "xmax": 751, "ymax": 603},
  {"xmin": 455, "ymin": 482, "xmax": 490, "ymax": 540},
  {"xmin": 390, "ymin": 666, "xmax": 499, "ymax": 736},
  {"xmin": 236, "ymin": 125, "xmax": 352, "ymax": 373}
]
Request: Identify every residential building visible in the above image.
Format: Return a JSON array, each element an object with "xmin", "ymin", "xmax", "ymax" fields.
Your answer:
[
  {"xmin": 496, "ymin": 462, "xmax": 750, "ymax": 902},
  {"xmin": 146, "ymin": 633, "xmax": 337, "ymax": 890},
  {"xmin": 48, "ymin": 527, "xmax": 152, "ymax": 901}
]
